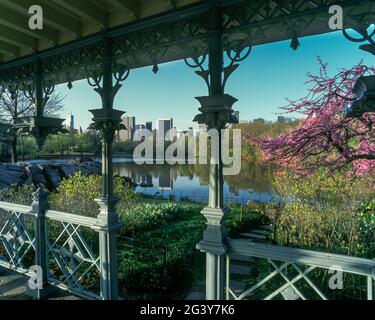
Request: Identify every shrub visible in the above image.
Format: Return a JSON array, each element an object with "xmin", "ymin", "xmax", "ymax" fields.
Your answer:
[
  {"xmin": 225, "ymin": 203, "xmax": 268, "ymax": 236},
  {"xmin": 0, "ymin": 183, "xmax": 37, "ymax": 205},
  {"xmin": 50, "ymin": 171, "xmax": 138, "ymax": 217},
  {"xmin": 118, "ymin": 215, "xmax": 205, "ymax": 299},
  {"xmin": 265, "ymin": 170, "xmax": 375, "ymax": 256}
]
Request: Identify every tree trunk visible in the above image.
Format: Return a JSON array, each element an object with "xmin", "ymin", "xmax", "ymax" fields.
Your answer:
[{"xmin": 10, "ymin": 136, "xmax": 17, "ymax": 163}]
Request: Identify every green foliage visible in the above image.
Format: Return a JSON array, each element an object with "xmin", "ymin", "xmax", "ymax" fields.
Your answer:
[
  {"xmin": 265, "ymin": 170, "xmax": 375, "ymax": 257},
  {"xmin": 225, "ymin": 203, "xmax": 268, "ymax": 236},
  {"xmin": 118, "ymin": 210, "xmax": 205, "ymax": 299},
  {"xmin": 234, "ymin": 120, "xmax": 299, "ymax": 161},
  {"xmin": 354, "ymin": 198, "xmax": 375, "ymax": 258},
  {"xmin": 0, "ymin": 183, "xmax": 36, "ymax": 205},
  {"xmin": 119, "ymin": 201, "xmax": 202, "ymax": 236},
  {"xmin": 50, "ymin": 172, "xmax": 138, "ymax": 217},
  {"xmin": 113, "ymin": 140, "xmax": 138, "ymax": 155}
]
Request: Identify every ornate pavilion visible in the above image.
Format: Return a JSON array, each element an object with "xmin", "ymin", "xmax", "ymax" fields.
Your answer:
[{"xmin": 0, "ymin": 0, "xmax": 374, "ymax": 300}]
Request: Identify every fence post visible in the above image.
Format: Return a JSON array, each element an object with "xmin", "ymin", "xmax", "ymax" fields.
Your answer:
[
  {"xmin": 92, "ymin": 198, "xmax": 123, "ymax": 300},
  {"xmin": 26, "ymin": 187, "xmax": 55, "ymax": 299}
]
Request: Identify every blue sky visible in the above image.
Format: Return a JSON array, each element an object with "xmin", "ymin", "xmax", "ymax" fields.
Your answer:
[{"xmin": 56, "ymin": 30, "xmax": 371, "ymax": 131}]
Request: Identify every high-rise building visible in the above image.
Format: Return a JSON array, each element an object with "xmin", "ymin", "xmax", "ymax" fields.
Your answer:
[
  {"xmin": 145, "ymin": 121, "xmax": 153, "ymax": 132},
  {"xmin": 157, "ymin": 118, "xmax": 173, "ymax": 141},
  {"xmin": 118, "ymin": 116, "xmax": 136, "ymax": 141},
  {"xmin": 65, "ymin": 112, "xmax": 75, "ymax": 132}
]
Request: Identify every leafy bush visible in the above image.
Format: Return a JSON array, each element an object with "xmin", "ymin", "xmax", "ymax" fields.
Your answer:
[
  {"xmin": 265, "ymin": 170, "xmax": 375, "ymax": 256},
  {"xmin": 118, "ymin": 214, "xmax": 205, "ymax": 299},
  {"xmin": 0, "ymin": 183, "xmax": 37, "ymax": 205},
  {"xmin": 119, "ymin": 201, "xmax": 202, "ymax": 236},
  {"xmin": 50, "ymin": 171, "xmax": 138, "ymax": 217},
  {"xmin": 225, "ymin": 203, "xmax": 268, "ymax": 236}
]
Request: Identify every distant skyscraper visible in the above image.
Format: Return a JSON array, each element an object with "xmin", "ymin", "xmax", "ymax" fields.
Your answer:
[
  {"xmin": 118, "ymin": 116, "xmax": 136, "ymax": 141},
  {"xmin": 157, "ymin": 118, "xmax": 173, "ymax": 141},
  {"xmin": 66, "ymin": 112, "xmax": 74, "ymax": 132},
  {"xmin": 145, "ymin": 121, "xmax": 153, "ymax": 132}
]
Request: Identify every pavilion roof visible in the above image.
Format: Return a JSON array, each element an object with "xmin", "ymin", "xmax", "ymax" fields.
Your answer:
[{"xmin": 0, "ymin": 0, "xmax": 372, "ymax": 85}]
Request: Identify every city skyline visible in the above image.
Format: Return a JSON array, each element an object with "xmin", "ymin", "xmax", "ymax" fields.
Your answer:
[{"xmin": 57, "ymin": 31, "xmax": 371, "ymax": 132}]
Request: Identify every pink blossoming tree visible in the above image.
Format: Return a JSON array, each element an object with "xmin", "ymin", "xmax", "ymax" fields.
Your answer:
[{"xmin": 255, "ymin": 58, "xmax": 375, "ymax": 176}]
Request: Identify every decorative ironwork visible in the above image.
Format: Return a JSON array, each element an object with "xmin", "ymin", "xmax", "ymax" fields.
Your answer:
[
  {"xmin": 193, "ymin": 95, "xmax": 238, "ymax": 130},
  {"xmin": 0, "ymin": 207, "xmax": 35, "ymax": 272},
  {"xmin": 0, "ymin": 0, "xmax": 367, "ymax": 88},
  {"xmin": 227, "ymin": 239, "xmax": 375, "ymax": 300},
  {"xmin": 47, "ymin": 220, "xmax": 100, "ymax": 297},
  {"xmin": 343, "ymin": 14, "xmax": 375, "ymax": 55}
]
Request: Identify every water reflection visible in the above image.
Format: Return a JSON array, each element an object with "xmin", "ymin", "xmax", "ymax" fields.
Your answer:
[{"xmin": 113, "ymin": 159, "xmax": 274, "ymax": 204}]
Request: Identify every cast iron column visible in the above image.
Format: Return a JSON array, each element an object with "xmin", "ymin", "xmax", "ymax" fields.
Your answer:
[
  {"xmin": 26, "ymin": 188, "xmax": 56, "ymax": 299},
  {"xmin": 17, "ymin": 56, "xmax": 64, "ymax": 150},
  {"xmin": 195, "ymin": 0, "xmax": 238, "ymax": 300},
  {"xmin": 89, "ymin": 34, "xmax": 127, "ymax": 300}
]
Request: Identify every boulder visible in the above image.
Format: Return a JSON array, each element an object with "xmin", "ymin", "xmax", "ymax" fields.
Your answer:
[
  {"xmin": 58, "ymin": 163, "xmax": 81, "ymax": 177},
  {"xmin": 26, "ymin": 165, "xmax": 48, "ymax": 187},
  {"xmin": 43, "ymin": 165, "xmax": 62, "ymax": 189},
  {"xmin": 69, "ymin": 156, "xmax": 94, "ymax": 165},
  {"xmin": 0, "ymin": 160, "xmax": 102, "ymax": 190},
  {"xmin": 0, "ymin": 168, "xmax": 27, "ymax": 186}
]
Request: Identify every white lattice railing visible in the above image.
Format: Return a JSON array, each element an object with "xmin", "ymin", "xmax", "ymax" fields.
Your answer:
[
  {"xmin": 0, "ymin": 199, "xmax": 101, "ymax": 300},
  {"xmin": 226, "ymin": 238, "xmax": 375, "ymax": 300},
  {"xmin": 0, "ymin": 201, "xmax": 35, "ymax": 274},
  {"xmin": 46, "ymin": 209, "xmax": 100, "ymax": 299}
]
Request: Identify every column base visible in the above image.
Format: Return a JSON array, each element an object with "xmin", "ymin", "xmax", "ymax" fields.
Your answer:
[{"xmin": 197, "ymin": 206, "xmax": 228, "ymax": 255}]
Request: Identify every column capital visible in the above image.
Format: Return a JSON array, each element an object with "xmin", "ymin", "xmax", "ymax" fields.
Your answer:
[
  {"xmin": 13, "ymin": 116, "xmax": 65, "ymax": 150},
  {"xmin": 193, "ymin": 94, "xmax": 238, "ymax": 130},
  {"xmin": 88, "ymin": 108, "xmax": 126, "ymax": 143}
]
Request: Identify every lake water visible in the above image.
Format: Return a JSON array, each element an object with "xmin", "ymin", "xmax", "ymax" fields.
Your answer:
[{"xmin": 112, "ymin": 159, "xmax": 275, "ymax": 204}]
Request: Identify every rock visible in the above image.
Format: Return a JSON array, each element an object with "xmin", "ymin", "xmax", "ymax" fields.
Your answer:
[
  {"xmin": 0, "ymin": 167, "xmax": 27, "ymax": 186},
  {"xmin": 26, "ymin": 165, "xmax": 48, "ymax": 187},
  {"xmin": 58, "ymin": 164, "xmax": 80, "ymax": 177},
  {"xmin": 69, "ymin": 156, "xmax": 94, "ymax": 165},
  {"xmin": 82, "ymin": 163, "xmax": 101, "ymax": 175},
  {"xmin": 0, "ymin": 160, "xmax": 102, "ymax": 190},
  {"xmin": 43, "ymin": 165, "xmax": 62, "ymax": 189}
]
